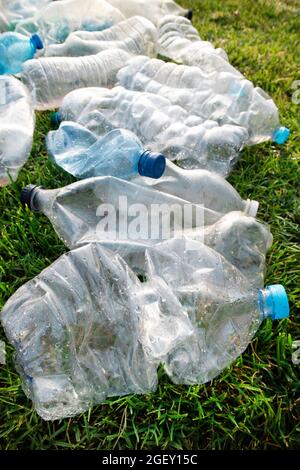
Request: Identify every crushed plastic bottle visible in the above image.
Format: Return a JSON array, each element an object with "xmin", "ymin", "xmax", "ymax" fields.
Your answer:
[
  {"xmin": 105, "ymin": 0, "xmax": 191, "ymax": 25},
  {"xmin": 118, "ymin": 55, "xmax": 290, "ymax": 146},
  {"xmin": 144, "ymin": 238, "xmax": 289, "ymax": 384},
  {"xmin": 0, "ymin": 75, "xmax": 35, "ymax": 186},
  {"xmin": 44, "ymin": 16, "xmax": 157, "ymax": 58},
  {"xmin": 0, "ymin": 0, "xmax": 51, "ymax": 32},
  {"xmin": 21, "ymin": 49, "xmax": 131, "ymax": 110},
  {"xmin": 53, "ymin": 86, "xmax": 248, "ymax": 175},
  {"xmin": 0, "ymin": 243, "xmax": 161, "ymax": 420},
  {"xmin": 15, "ymin": 0, "xmax": 125, "ymax": 45},
  {"xmin": 46, "ymin": 122, "xmax": 166, "ymax": 180},
  {"xmin": 157, "ymin": 15, "xmax": 240, "ymax": 76},
  {"xmin": 0, "ymin": 31, "xmax": 43, "ymax": 74},
  {"xmin": 19, "ymin": 179, "xmax": 271, "ymax": 283}
]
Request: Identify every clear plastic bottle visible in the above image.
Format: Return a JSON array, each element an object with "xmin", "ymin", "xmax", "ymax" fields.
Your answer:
[
  {"xmin": 44, "ymin": 16, "xmax": 157, "ymax": 58},
  {"xmin": 145, "ymin": 238, "xmax": 289, "ymax": 384},
  {"xmin": 46, "ymin": 121, "xmax": 166, "ymax": 180},
  {"xmin": 21, "ymin": 49, "xmax": 131, "ymax": 110},
  {"xmin": 0, "ymin": 32, "xmax": 43, "ymax": 74},
  {"xmin": 118, "ymin": 55, "xmax": 290, "ymax": 146},
  {"xmin": 0, "ymin": 242, "xmax": 160, "ymax": 420},
  {"xmin": 105, "ymin": 0, "xmax": 191, "ymax": 25},
  {"xmin": 0, "ymin": 0, "xmax": 51, "ymax": 32},
  {"xmin": 0, "ymin": 75, "xmax": 35, "ymax": 186},
  {"xmin": 1, "ymin": 238, "xmax": 289, "ymax": 419},
  {"xmin": 19, "ymin": 180, "xmax": 270, "ymax": 283},
  {"xmin": 157, "ymin": 15, "xmax": 238, "ymax": 75},
  {"xmin": 53, "ymin": 86, "xmax": 248, "ymax": 175},
  {"xmin": 15, "ymin": 0, "xmax": 125, "ymax": 45}
]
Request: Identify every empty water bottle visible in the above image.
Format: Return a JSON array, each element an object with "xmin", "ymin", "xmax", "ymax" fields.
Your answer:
[
  {"xmin": 46, "ymin": 121, "xmax": 166, "ymax": 180},
  {"xmin": 0, "ymin": 32, "xmax": 43, "ymax": 74},
  {"xmin": 105, "ymin": 0, "xmax": 191, "ymax": 25},
  {"xmin": 144, "ymin": 238, "xmax": 289, "ymax": 384},
  {"xmin": 0, "ymin": 0, "xmax": 51, "ymax": 32},
  {"xmin": 0, "ymin": 75, "xmax": 35, "ymax": 186},
  {"xmin": 0, "ymin": 242, "xmax": 159, "ymax": 420},
  {"xmin": 15, "ymin": 0, "xmax": 125, "ymax": 45},
  {"xmin": 45, "ymin": 16, "xmax": 157, "ymax": 58},
  {"xmin": 53, "ymin": 86, "xmax": 248, "ymax": 175},
  {"xmin": 21, "ymin": 49, "xmax": 131, "ymax": 110},
  {"xmin": 118, "ymin": 55, "xmax": 290, "ymax": 146},
  {"xmin": 157, "ymin": 15, "xmax": 240, "ymax": 76},
  {"xmin": 19, "ymin": 178, "xmax": 269, "ymax": 282}
]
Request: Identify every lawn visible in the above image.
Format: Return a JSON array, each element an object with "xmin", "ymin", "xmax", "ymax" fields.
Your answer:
[{"xmin": 0, "ymin": 0, "xmax": 299, "ymax": 450}]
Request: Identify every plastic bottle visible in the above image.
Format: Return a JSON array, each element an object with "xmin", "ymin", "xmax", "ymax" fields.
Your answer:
[
  {"xmin": 132, "ymin": 160, "xmax": 258, "ymax": 217},
  {"xmin": 0, "ymin": 0, "xmax": 51, "ymax": 32},
  {"xmin": 144, "ymin": 238, "xmax": 289, "ymax": 384},
  {"xmin": 105, "ymin": 0, "xmax": 191, "ymax": 25},
  {"xmin": 46, "ymin": 120, "xmax": 257, "ymax": 215},
  {"xmin": 157, "ymin": 15, "xmax": 240, "ymax": 76},
  {"xmin": 20, "ymin": 49, "xmax": 131, "ymax": 111},
  {"xmin": 0, "ymin": 32, "xmax": 43, "ymax": 74},
  {"xmin": 52, "ymin": 86, "xmax": 248, "ymax": 175},
  {"xmin": 118, "ymin": 55, "xmax": 290, "ymax": 146},
  {"xmin": 1, "ymin": 242, "xmax": 160, "ymax": 420},
  {"xmin": 44, "ymin": 16, "xmax": 157, "ymax": 58},
  {"xmin": 0, "ymin": 75, "xmax": 35, "ymax": 186},
  {"xmin": 19, "ymin": 179, "xmax": 270, "ymax": 283},
  {"xmin": 15, "ymin": 0, "xmax": 125, "ymax": 45},
  {"xmin": 46, "ymin": 122, "xmax": 166, "ymax": 180}
]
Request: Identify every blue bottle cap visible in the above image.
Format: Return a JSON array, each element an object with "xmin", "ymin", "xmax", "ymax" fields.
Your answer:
[
  {"xmin": 272, "ymin": 127, "xmax": 290, "ymax": 145},
  {"xmin": 138, "ymin": 151, "xmax": 166, "ymax": 179},
  {"xmin": 264, "ymin": 284, "xmax": 290, "ymax": 320},
  {"xmin": 50, "ymin": 112, "xmax": 62, "ymax": 129},
  {"xmin": 30, "ymin": 34, "xmax": 44, "ymax": 50}
]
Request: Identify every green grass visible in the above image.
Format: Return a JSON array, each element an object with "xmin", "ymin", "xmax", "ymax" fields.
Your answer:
[{"xmin": 0, "ymin": 0, "xmax": 300, "ymax": 450}]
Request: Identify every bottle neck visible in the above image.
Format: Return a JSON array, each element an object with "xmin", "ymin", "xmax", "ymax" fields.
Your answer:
[{"xmin": 258, "ymin": 288, "xmax": 274, "ymax": 320}]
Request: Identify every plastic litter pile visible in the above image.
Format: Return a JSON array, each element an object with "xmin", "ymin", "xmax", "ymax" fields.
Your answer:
[{"xmin": 0, "ymin": 0, "xmax": 291, "ymax": 421}]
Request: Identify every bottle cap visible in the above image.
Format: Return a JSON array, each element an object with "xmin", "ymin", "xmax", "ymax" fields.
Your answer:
[
  {"xmin": 138, "ymin": 151, "xmax": 166, "ymax": 179},
  {"xmin": 30, "ymin": 34, "xmax": 44, "ymax": 50},
  {"xmin": 185, "ymin": 10, "xmax": 193, "ymax": 20},
  {"xmin": 264, "ymin": 285, "xmax": 290, "ymax": 320},
  {"xmin": 272, "ymin": 127, "xmax": 290, "ymax": 145},
  {"xmin": 50, "ymin": 112, "xmax": 62, "ymax": 129},
  {"xmin": 20, "ymin": 185, "xmax": 41, "ymax": 212}
]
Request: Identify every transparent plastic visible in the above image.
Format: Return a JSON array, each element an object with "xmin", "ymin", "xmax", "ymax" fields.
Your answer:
[
  {"xmin": 46, "ymin": 122, "xmax": 166, "ymax": 180},
  {"xmin": 105, "ymin": 0, "xmax": 189, "ymax": 25},
  {"xmin": 15, "ymin": 0, "xmax": 125, "ymax": 44},
  {"xmin": 57, "ymin": 86, "xmax": 248, "ymax": 175},
  {"xmin": 144, "ymin": 238, "xmax": 288, "ymax": 384},
  {"xmin": 0, "ymin": 243, "xmax": 160, "ymax": 420},
  {"xmin": 1, "ymin": 239, "xmax": 288, "ymax": 419},
  {"xmin": 0, "ymin": 75, "xmax": 35, "ymax": 186},
  {"xmin": 157, "ymin": 15, "xmax": 240, "ymax": 75},
  {"xmin": 133, "ymin": 160, "xmax": 259, "ymax": 217},
  {"xmin": 118, "ymin": 55, "xmax": 284, "ymax": 146},
  {"xmin": 45, "ymin": 16, "xmax": 157, "ymax": 58},
  {"xmin": 20, "ymin": 180, "xmax": 271, "ymax": 283},
  {"xmin": 0, "ymin": 0, "xmax": 51, "ymax": 31},
  {"xmin": 21, "ymin": 49, "xmax": 131, "ymax": 110},
  {"xmin": 0, "ymin": 32, "xmax": 43, "ymax": 74}
]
